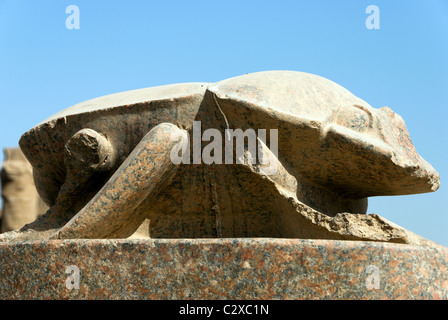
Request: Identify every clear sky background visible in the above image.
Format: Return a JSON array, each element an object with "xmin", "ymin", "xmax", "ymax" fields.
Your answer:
[{"xmin": 0, "ymin": 0, "xmax": 447, "ymax": 246}]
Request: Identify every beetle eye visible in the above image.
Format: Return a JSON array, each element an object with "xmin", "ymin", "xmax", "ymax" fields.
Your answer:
[{"xmin": 334, "ymin": 105, "xmax": 373, "ymax": 132}]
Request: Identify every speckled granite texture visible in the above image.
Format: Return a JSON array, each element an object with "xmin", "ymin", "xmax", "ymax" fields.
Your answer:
[{"xmin": 1, "ymin": 238, "xmax": 447, "ymax": 299}]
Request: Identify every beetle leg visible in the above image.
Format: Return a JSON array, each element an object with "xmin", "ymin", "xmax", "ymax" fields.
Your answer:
[
  {"xmin": 0, "ymin": 128, "xmax": 118, "ymax": 242},
  {"xmin": 50, "ymin": 123, "xmax": 188, "ymax": 239}
]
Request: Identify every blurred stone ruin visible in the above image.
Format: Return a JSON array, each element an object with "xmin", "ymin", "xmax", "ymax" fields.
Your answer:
[{"xmin": 0, "ymin": 148, "xmax": 48, "ymax": 233}]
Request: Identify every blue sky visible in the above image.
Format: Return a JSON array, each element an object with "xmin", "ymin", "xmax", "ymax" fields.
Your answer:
[{"xmin": 0, "ymin": 0, "xmax": 447, "ymax": 246}]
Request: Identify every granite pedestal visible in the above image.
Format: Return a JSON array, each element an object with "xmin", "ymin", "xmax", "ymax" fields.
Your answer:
[{"xmin": 1, "ymin": 238, "xmax": 447, "ymax": 299}]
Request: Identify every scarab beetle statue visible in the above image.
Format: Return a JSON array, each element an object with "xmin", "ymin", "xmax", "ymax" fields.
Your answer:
[{"xmin": 0, "ymin": 71, "xmax": 440, "ymax": 243}]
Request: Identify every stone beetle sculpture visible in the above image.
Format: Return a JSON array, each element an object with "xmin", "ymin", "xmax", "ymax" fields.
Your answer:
[{"xmin": 0, "ymin": 71, "xmax": 440, "ymax": 243}]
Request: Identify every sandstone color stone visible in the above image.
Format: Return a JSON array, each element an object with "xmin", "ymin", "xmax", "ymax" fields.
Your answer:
[
  {"xmin": 0, "ymin": 71, "xmax": 440, "ymax": 243},
  {"xmin": 0, "ymin": 148, "xmax": 47, "ymax": 233},
  {"xmin": 0, "ymin": 71, "xmax": 445, "ymax": 301}
]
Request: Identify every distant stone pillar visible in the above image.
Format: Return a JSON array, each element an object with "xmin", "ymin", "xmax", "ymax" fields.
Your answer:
[{"xmin": 0, "ymin": 148, "xmax": 47, "ymax": 233}]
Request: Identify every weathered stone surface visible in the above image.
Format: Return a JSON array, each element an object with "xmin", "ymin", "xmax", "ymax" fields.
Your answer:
[
  {"xmin": 53, "ymin": 123, "xmax": 188, "ymax": 239},
  {"xmin": 0, "ymin": 71, "xmax": 440, "ymax": 242},
  {"xmin": 0, "ymin": 71, "xmax": 445, "ymax": 301},
  {"xmin": 0, "ymin": 238, "xmax": 446, "ymax": 300},
  {"xmin": 0, "ymin": 148, "xmax": 47, "ymax": 233}
]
